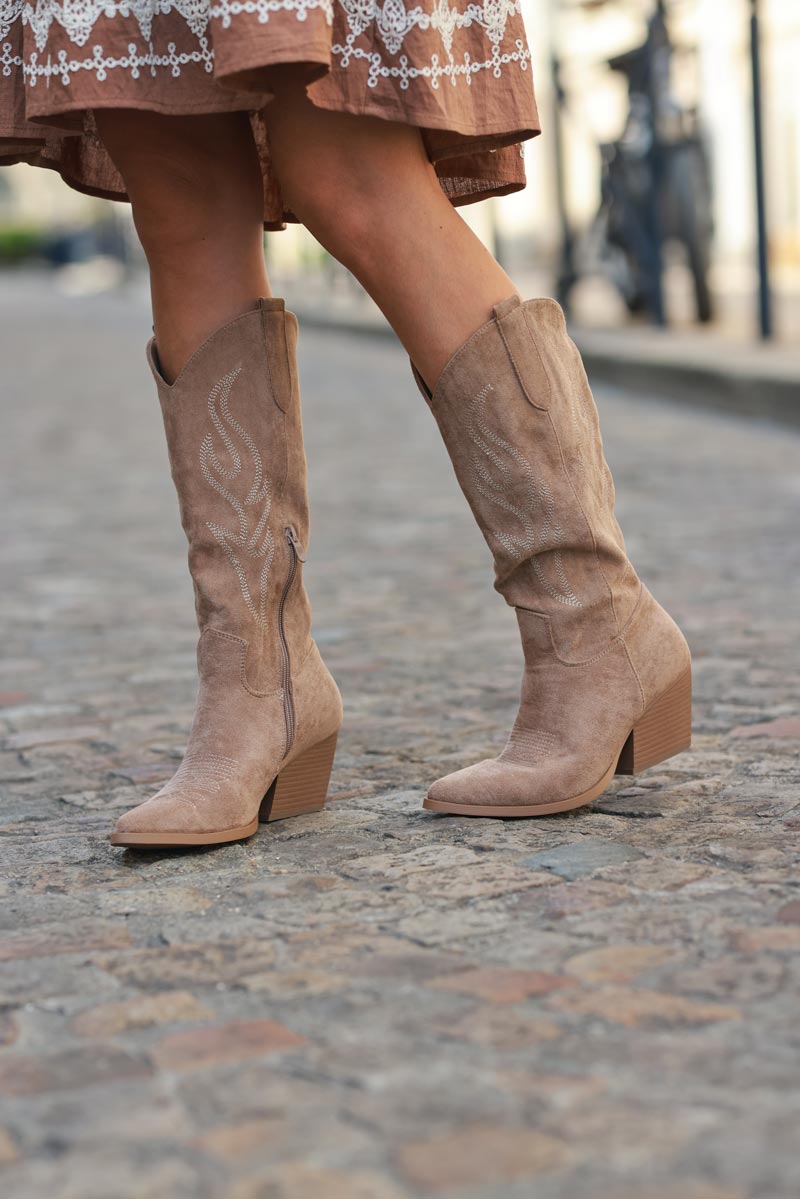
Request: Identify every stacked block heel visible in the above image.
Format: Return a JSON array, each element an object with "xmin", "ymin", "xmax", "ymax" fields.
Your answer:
[
  {"xmin": 615, "ymin": 668, "xmax": 692, "ymax": 776},
  {"xmin": 260, "ymin": 731, "xmax": 338, "ymax": 822}
]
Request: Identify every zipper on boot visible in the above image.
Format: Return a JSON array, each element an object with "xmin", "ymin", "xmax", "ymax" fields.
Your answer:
[{"xmin": 278, "ymin": 526, "xmax": 305, "ymax": 757}]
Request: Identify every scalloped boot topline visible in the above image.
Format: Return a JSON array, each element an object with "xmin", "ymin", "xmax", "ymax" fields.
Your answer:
[
  {"xmin": 413, "ymin": 295, "xmax": 691, "ymax": 817},
  {"xmin": 111, "ymin": 301, "xmax": 342, "ymax": 848}
]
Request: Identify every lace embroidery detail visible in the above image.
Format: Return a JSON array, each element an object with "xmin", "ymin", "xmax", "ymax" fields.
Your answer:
[
  {"xmin": 1, "ymin": 40, "xmax": 215, "ymax": 84},
  {"xmin": 467, "ymin": 383, "xmax": 582, "ymax": 609},
  {"xmin": 210, "ymin": 0, "xmax": 333, "ymax": 28},
  {"xmin": 199, "ymin": 364, "xmax": 274, "ymax": 629},
  {"xmin": 1, "ymin": 0, "xmax": 529, "ymax": 90},
  {"xmin": 0, "ymin": 0, "xmax": 334, "ymax": 51},
  {"xmin": 332, "ymin": 37, "xmax": 529, "ymax": 91},
  {"xmin": 332, "ymin": 0, "xmax": 529, "ymax": 89}
]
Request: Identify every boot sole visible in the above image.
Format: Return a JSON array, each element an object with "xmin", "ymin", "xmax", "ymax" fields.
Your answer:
[
  {"xmin": 423, "ymin": 668, "xmax": 691, "ymax": 818},
  {"xmin": 110, "ymin": 731, "xmax": 338, "ymax": 848}
]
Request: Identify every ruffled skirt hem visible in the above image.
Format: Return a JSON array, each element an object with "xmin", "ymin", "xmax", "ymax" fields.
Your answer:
[{"xmin": 0, "ymin": 2, "xmax": 540, "ymax": 227}]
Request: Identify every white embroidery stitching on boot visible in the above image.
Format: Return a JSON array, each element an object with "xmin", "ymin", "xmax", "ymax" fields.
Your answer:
[
  {"xmin": 200, "ymin": 365, "xmax": 274, "ymax": 628},
  {"xmin": 162, "ymin": 751, "xmax": 240, "ymax": 800},
  {"xmin": 500, "ymin": 726, "xmax": 557, "ymax": 764}
]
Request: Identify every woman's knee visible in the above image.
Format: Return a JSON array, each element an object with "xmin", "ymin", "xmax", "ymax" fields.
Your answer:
[
  {"xmin": 270, "ymin": 121, "xmax": 440, "ymax": 272},
  {"xmin": 126, "ymin": 158, "xmax": 225, "ymax": 258},
  {"xmin": 280, "ymin": 149, "xmax": 417, "ymax": 275},
  {"xmin": 289, "ymin": 184, "xmax": 373, "ymax": 268},
  {"xmin": 95, "ymin": 109, "xmax": 262, "ymax": 257}
]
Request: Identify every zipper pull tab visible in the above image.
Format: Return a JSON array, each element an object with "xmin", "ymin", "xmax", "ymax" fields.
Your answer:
[{"xmin": 285, "ymin": 525, "xmax": 306, "ymax": 562}]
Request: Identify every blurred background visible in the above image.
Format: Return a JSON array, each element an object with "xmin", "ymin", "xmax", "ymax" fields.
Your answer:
[{"xmin": 2, "ymin": 0, "xmax": 798, "ymax": 349}]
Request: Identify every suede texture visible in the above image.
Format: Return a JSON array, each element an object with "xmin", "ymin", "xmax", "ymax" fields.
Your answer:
[
  {"xmin": 113, "ymin": 301, "xmax": 341, "ymax": 838},
  {"xmin": 147, "ymin": 300, "xmax": 310, "ymax": 689},
  {"xmin": 418, "ymin": 296, "xmax": 691, "ymax": 809}
]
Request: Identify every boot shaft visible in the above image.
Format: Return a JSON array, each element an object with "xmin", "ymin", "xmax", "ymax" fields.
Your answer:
[
  {"xmin": 415, "ymin": 295, "xmax": 640, "ymax": 659},
  {"xmin": 148, "ymin": 299, "xmax": 311, "ymax": 691}
]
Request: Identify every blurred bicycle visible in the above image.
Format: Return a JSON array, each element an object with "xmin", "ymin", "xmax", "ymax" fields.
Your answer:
[{"xmin": 556, "ymin": 0, "xmax": 715, "ymax": 325}]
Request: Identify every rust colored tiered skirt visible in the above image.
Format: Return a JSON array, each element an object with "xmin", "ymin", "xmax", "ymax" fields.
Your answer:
[{"xmin": 0, "ymin": 0, "xmax": 540, "ymax": 227}]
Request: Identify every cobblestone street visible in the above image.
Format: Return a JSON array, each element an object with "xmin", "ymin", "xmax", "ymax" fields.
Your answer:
[{"xmin": 1, "ymin": 279, "xmax": 799, "ymax": 1199}]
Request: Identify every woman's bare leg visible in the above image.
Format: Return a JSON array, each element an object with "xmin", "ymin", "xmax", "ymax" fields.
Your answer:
[
  {"xmin": 265, "ymin": 72, "xmax": 519, "ymax": 389},
  {"xmin": 95, "ymin": 109, "xmax": 269, "ymax": 383}
]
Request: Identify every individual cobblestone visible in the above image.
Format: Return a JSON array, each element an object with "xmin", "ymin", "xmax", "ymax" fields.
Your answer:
[
  {"xmin": 523, "ymin": 836, "xmax": 645, "ymax": 878},
  {"xmin": 1, "ymin": 279, "xmax": 799, "ymax": 1198}
]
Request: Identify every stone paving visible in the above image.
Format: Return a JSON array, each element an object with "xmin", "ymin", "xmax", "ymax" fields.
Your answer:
[{"xmin": 1, "ymin": 277, "xmax": 799, "ymax": 1199}]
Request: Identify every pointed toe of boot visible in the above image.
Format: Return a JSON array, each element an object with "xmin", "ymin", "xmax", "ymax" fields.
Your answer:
[
  {"xmin": 109, "ymin": 795, "xmax": 185, "ymax": 846},
  {"xmin": 110, "ymin": 790, "xmax": 258, "ymax": 849},
  {"xmin": 424, "ymin": 759, "xmax": 528, "ymax": 815},
  {"xmin": 423, "ymin": 753, "xmax": 619, "ymax": 819},
  {"xmin": 424, "ymin": 765, "xmax": 478, "ymax": 810},
  {"xmin": 109, "ymin": 800, "xmax": 162, "ymax": 845}
]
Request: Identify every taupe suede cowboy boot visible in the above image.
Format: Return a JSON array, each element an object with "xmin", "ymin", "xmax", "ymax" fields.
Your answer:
[
  {"xmin": 414, "ymin": 294, "xmax": 691, "ymax": 816},
  {"xmin": 111, "ymin": 300, "xmax": 342, "ymax": 847}
]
